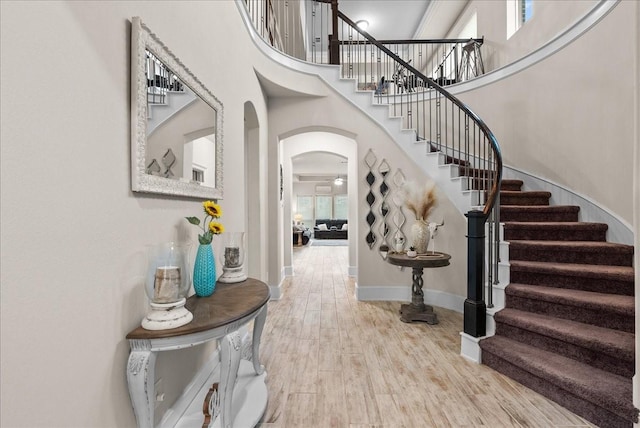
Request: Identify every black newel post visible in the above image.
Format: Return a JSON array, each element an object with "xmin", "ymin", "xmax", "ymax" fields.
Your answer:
[
  {"xmin": 329, "ymin": 0, "xmax": 340, "ymax": 65},
  {"xmin": 464, "ymin": 210, "xmax": 487, "ymax": 337}
]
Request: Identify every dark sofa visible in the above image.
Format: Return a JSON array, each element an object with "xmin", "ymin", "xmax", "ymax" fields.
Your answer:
[{"xmin": 314, "ymin": 219, "xmax": 348, "ymax": 239}]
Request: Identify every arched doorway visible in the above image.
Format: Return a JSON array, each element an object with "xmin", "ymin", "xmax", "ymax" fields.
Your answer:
[{"xmin": 280, "ymin": 131, "xmax": 357, "ymax": 285}]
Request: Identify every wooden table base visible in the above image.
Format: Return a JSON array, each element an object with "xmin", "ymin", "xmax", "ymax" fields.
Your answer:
[
  {"xmin": 400, "ymin": 303, "xmax": 438, "ymax": 324},
  {"xmin": 385, "ymin": 252, "xmax": 451, "ymax": 326}
]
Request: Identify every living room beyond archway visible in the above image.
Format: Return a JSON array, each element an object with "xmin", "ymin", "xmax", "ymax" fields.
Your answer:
[{"xmin": 292, "ymin": 152, "xmax": 349, "ymax": 249}]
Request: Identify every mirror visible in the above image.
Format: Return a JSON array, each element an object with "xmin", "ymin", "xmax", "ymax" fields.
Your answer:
[{"xmin": 131, "ymin": 17, "xmax": 223, "ymax": 199}]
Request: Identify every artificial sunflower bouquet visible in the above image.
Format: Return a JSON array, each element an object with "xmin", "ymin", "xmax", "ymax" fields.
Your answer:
[{"xmin": 186, "ymin": 201, "xmax": 225, "ymax": 244}]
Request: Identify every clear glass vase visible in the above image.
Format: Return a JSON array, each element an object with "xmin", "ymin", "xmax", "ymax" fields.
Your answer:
[
  {"xmin": 142, "ymin": 242, "xmax": 193, "ymax": 330},
  {"xmin": 219, "ymin": 232, "xmax": 247, "ymax": 283}
]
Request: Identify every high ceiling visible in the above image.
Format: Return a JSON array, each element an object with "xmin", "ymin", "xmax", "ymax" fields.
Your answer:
[
  {"xmin": 337, "ymin": 0, "xmax": 469, "ymax": 41},
  {"xmin": 337, "ymin": 0, "xmax": 431, "ymax": 40}
]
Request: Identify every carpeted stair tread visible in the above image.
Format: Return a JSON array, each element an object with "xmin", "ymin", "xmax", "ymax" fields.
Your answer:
[
  {"xmin": 500, "ymin": 205, "xmax": 579, "ymax": 222},
  {"xmin": 480, "ymin": 335, "xmax": 636, "ymax": 424},
  {"xmin": 495, "ymin": 308, "xmax": 634, "ymax": 362},
  {"xmin": 503, "ymin": 221, "xmax": 608, "ymax": 241},
  {"xmin": 500, "ymin": 190, "xmax": 551, "ymax": 206},
  {"xmin": 508, "ymin": 240, "xmax": 634, "ymax": 266},
  {"xmin": 510, "ymin": 259, "xmax": 634, "ymax": 281},
  {"xmin": 507, "ymin": 283, "xmax": 634, "ymax": 316}
]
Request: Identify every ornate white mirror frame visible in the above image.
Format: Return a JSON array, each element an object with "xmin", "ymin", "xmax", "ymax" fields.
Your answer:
[{"xmin": 131, "ymin": 16, "xmax": 223, "ymax": 199}]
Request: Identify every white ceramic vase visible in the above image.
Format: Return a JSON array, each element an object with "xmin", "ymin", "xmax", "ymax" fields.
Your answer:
[{"xmin": 410, "ymin": 220, "xmax": 430, "ymax": 254}]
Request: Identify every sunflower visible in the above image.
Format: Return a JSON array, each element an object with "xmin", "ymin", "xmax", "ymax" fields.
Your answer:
[
  {"xmin": 203, "ymin": 201, "xmax": 222, "ymax": 218},
  {"xmin": 186, "ymin": 200, "xmax": 224, "ymax": 244},
  {"xmin": 208, "ymin": 221, "xmax": 225, "ymax": 235}
]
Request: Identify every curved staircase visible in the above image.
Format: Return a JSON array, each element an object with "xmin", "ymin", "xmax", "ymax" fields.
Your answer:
[{"xmin": 479, "ymin": 180, "xmax": 636, "ymax": 427}]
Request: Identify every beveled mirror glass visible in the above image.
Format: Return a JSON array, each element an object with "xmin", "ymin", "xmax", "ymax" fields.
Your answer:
[{"xmin": 131, "ymin": 17, "xmax": 223, "ymax": 199}]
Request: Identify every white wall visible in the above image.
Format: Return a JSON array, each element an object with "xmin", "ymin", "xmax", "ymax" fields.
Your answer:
[
  {"xmin": 0, "ymin": 1, "xmax": 269, "ymax": 426},
  {"xmin": 453, "ymin": 0, "xmax": 636, "ymax": 225},
  {"xmin": 450, "ymin": 0, "xmax": 598, "ymax": 72},
  {"xmin": 265, "ymin": 95, "xmax": 468, "ymax": 299}
]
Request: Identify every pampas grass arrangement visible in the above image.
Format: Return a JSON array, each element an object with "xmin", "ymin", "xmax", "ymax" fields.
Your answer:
[{"xmin": 401, "ymin": 180, "xmax": 438, "ymax": 221}]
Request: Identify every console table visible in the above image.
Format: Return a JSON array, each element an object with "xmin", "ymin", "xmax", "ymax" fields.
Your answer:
[
  {"xmin": 126, "ymin": 279, "xmax": 270, "ymax": 428},
  {"xmin": 386, "ymin": 252, "xmax": 451, "ymax": 324}
]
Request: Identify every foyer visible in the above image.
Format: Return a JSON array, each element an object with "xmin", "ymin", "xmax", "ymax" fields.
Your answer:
[{"xmin": 257, "ymin": 244, "xmax": 595, "ymax": 427}]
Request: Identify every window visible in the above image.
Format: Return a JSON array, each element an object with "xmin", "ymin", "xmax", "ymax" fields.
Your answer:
[
  {"xmin": 334, "ymin": 194, "xmax": 348, "ymax": 219},
  {"xmin": 507, "ymin": 0, "xmax": 532, "ymax": 39},
  {"xmin": 297, "ymin": 195, "xmax": 314, "ymax": 225},
  {"xmin": 315, "ymin": 195, "xmax": 332, "ymax": 219},
  {"xmin": 192, "ymin": 168, "xmax": 204, "ymax": 183}
]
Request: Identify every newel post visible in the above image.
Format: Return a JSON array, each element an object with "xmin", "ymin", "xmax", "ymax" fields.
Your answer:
[
  {"xmin": 329, "ymin": 0, "xmax": 340, "ymax": 65},
  {"xmin": 464, "ymin": 210, "xmax": 487, "ymax": 337}
]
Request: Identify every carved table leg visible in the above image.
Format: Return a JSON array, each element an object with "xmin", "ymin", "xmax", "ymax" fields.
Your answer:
[
  {"xmin": 126, "ymin": 340, "xmax": 156, "ymax": 428},
  {"xmin": 251, "ymin": 305, "xmax": 267, "ymax": 375},
  {"xmin": 400, "ymin": 267, "xmax": 438, "ymax": 324},
  {"xmin": 218, "ymin": 331, "xmax": 241, "ymax": 428}
]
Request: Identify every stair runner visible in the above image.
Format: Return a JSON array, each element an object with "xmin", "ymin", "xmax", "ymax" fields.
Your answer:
[{"xmin": 476, "ymin": 179, "xmax": 636, "ymax": 427}]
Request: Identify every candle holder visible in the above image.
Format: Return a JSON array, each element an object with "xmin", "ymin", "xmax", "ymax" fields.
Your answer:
[
  {"xmin": 142, "ymin": 242, "xmax": 193, "ymax": 330},
  {"xmin": 219, "ymin": 232, "xmax": 247, "ymax": 283}
]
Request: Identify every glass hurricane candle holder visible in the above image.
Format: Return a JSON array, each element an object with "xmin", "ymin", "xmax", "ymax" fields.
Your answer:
[
  {"xmin": 218, "ymin": 232, "xmax": 247, "ymax": 283},
  {"xmin": 142, "ymin": 242, "xmax": 193, "ymax": 330}
]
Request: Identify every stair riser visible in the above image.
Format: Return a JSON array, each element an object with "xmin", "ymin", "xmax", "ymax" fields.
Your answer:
[
  {"xmin": 495, "ymin": 322, "xmax": 633, "ymax": 378},
  {"xmin": 481, "ymin": 351, "xmax": 633, "ymax": 428},
  {"xmin": 501, "ymin": 195, "xmax": 550, "ymax": 205},
  {"xmin": 504, "ymin": 228, "xmax": 606, "ymax": 242},
  {"xmin": 500, "ymin": 210, "xmax": 578, "ymax": 222},
  {"xmin": 508, "ymin": 247, "xmax": 634, "ymax": 267},
  {"xmin": 506, "ymin": 295, "xmax": 634, "ymax": 333},
  {"xmin": 471, "ymin": 179, "xmax": 522, "ymax": 191},
  {"xmin": 509, "ymin": 270, "xmax": 634, "ymax": 296}
]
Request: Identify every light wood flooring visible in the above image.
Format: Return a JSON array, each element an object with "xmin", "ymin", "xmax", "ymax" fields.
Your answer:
[{"xmin": 257, "ymin": 244, "xmax": 595, "ymax": 427}]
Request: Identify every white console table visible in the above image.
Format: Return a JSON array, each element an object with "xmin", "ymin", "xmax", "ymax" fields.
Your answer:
[{"xmin": 126, "ymin": 279, "xmax": 270, "ymax": 428}]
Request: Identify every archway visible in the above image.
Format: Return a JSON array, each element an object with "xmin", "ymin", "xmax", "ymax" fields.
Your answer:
[{"xmin": 280, "ymin": 131, "xmax": 357, "ymax": 283}]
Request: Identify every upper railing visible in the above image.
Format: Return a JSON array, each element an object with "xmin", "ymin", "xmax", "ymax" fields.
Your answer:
[{"xmin": 242, "ymin": 0, "xmax": 501, "ymax": 335}]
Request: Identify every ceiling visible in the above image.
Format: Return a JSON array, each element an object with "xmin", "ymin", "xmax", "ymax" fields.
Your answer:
[
  {"xmin": 337, "ymin": 0, "xmax": 469, "ymax": 41},
  {"xmin": 292, "ymin": 152, "xmax": 347, "ymax": 183},
  {"xmin": 338, "ymin": 0, "xmax": 431, "ymax": 40}
]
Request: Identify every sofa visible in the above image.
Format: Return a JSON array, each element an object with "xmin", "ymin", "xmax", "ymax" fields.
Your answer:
[{"xmin": 314, "ymin": 219, "xmax": 348, "ymax": 239}]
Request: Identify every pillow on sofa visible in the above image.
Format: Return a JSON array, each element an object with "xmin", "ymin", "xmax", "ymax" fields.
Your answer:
[
  {"xmin": 341, "ymin": 223, "xmax": 348, "ymax": 231},
  {"xmin": 317, "ymin": 223, "xmax": 328, "ymax": 231}
]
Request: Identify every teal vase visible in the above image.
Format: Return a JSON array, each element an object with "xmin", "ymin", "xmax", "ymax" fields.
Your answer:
[{"xmin": 193, "ymin": 243, "xmax": 216, "ymax": 297}]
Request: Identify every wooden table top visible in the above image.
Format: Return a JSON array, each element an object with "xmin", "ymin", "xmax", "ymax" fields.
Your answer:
[
  {"xmin": 126, "ymin": 278, "xmax": 270, "ymax": 340},
  {"xmin": 386, "ymin": 251, "xmax": 451, "ymax": 269}
]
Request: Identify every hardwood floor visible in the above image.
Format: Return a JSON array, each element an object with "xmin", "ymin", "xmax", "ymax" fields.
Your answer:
[{"xmin": 257, "ymin": 245, "xmax": 595, "ymax": 427}]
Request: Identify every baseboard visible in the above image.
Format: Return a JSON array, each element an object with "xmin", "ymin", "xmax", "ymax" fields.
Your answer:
[
  {"xmin": 158, "ymin": 350, "xmax": 220, "ymax": 428},
  {"xmin": 354, "ymin": 284, "xmax": 465, "ymax": 313},
  {"xmin": 460, "ymin": 332, "xmax": 485, "ymax": 364},
  {"xmin": 283, "ymin": 265, "xmax": 294, "ymax": 276},
  {"xmin": 348, "ymin": 266, "xmax": 357, "ymax": 277},
  {"xmin": 269, "ymin": 281, "xmax": 283, "ymax": 300}
]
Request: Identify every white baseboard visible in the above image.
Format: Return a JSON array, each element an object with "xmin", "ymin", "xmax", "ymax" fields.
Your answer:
[
  {"xmin": 269, "ymin": 282, "xmax": 283, "ymax": 300},
  {"xmin": 460, "ymin": 332, "xmax": 485, "ymax": 364},
  {"xmin": 283, "ymin": 265, "xmax": 294, "ymax": 276},
  {"xmin": 354, "ymin": 284, "xmax": 465, "ymax": 313},
  {"xmin": 348, "ymin": 266, "xmax": 357, "ymax": 277}
]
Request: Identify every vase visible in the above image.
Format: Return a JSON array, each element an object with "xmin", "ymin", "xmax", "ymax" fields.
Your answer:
[
  {"xmin": 410, "ymin": 220, "xmax": 430, "ymax": 254},
  {"xmin": 193, "ymin": 243, "xmax": 217, "ymax": 297}
]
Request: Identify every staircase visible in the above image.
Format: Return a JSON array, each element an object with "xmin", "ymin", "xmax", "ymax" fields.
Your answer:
[
  {"xmin": 237, "ymin": 1, "xmax": 637, "ymax": 425},
  {"xmin": 479, "ymin": 180, "xmax": 637, "ymax": 427}
]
